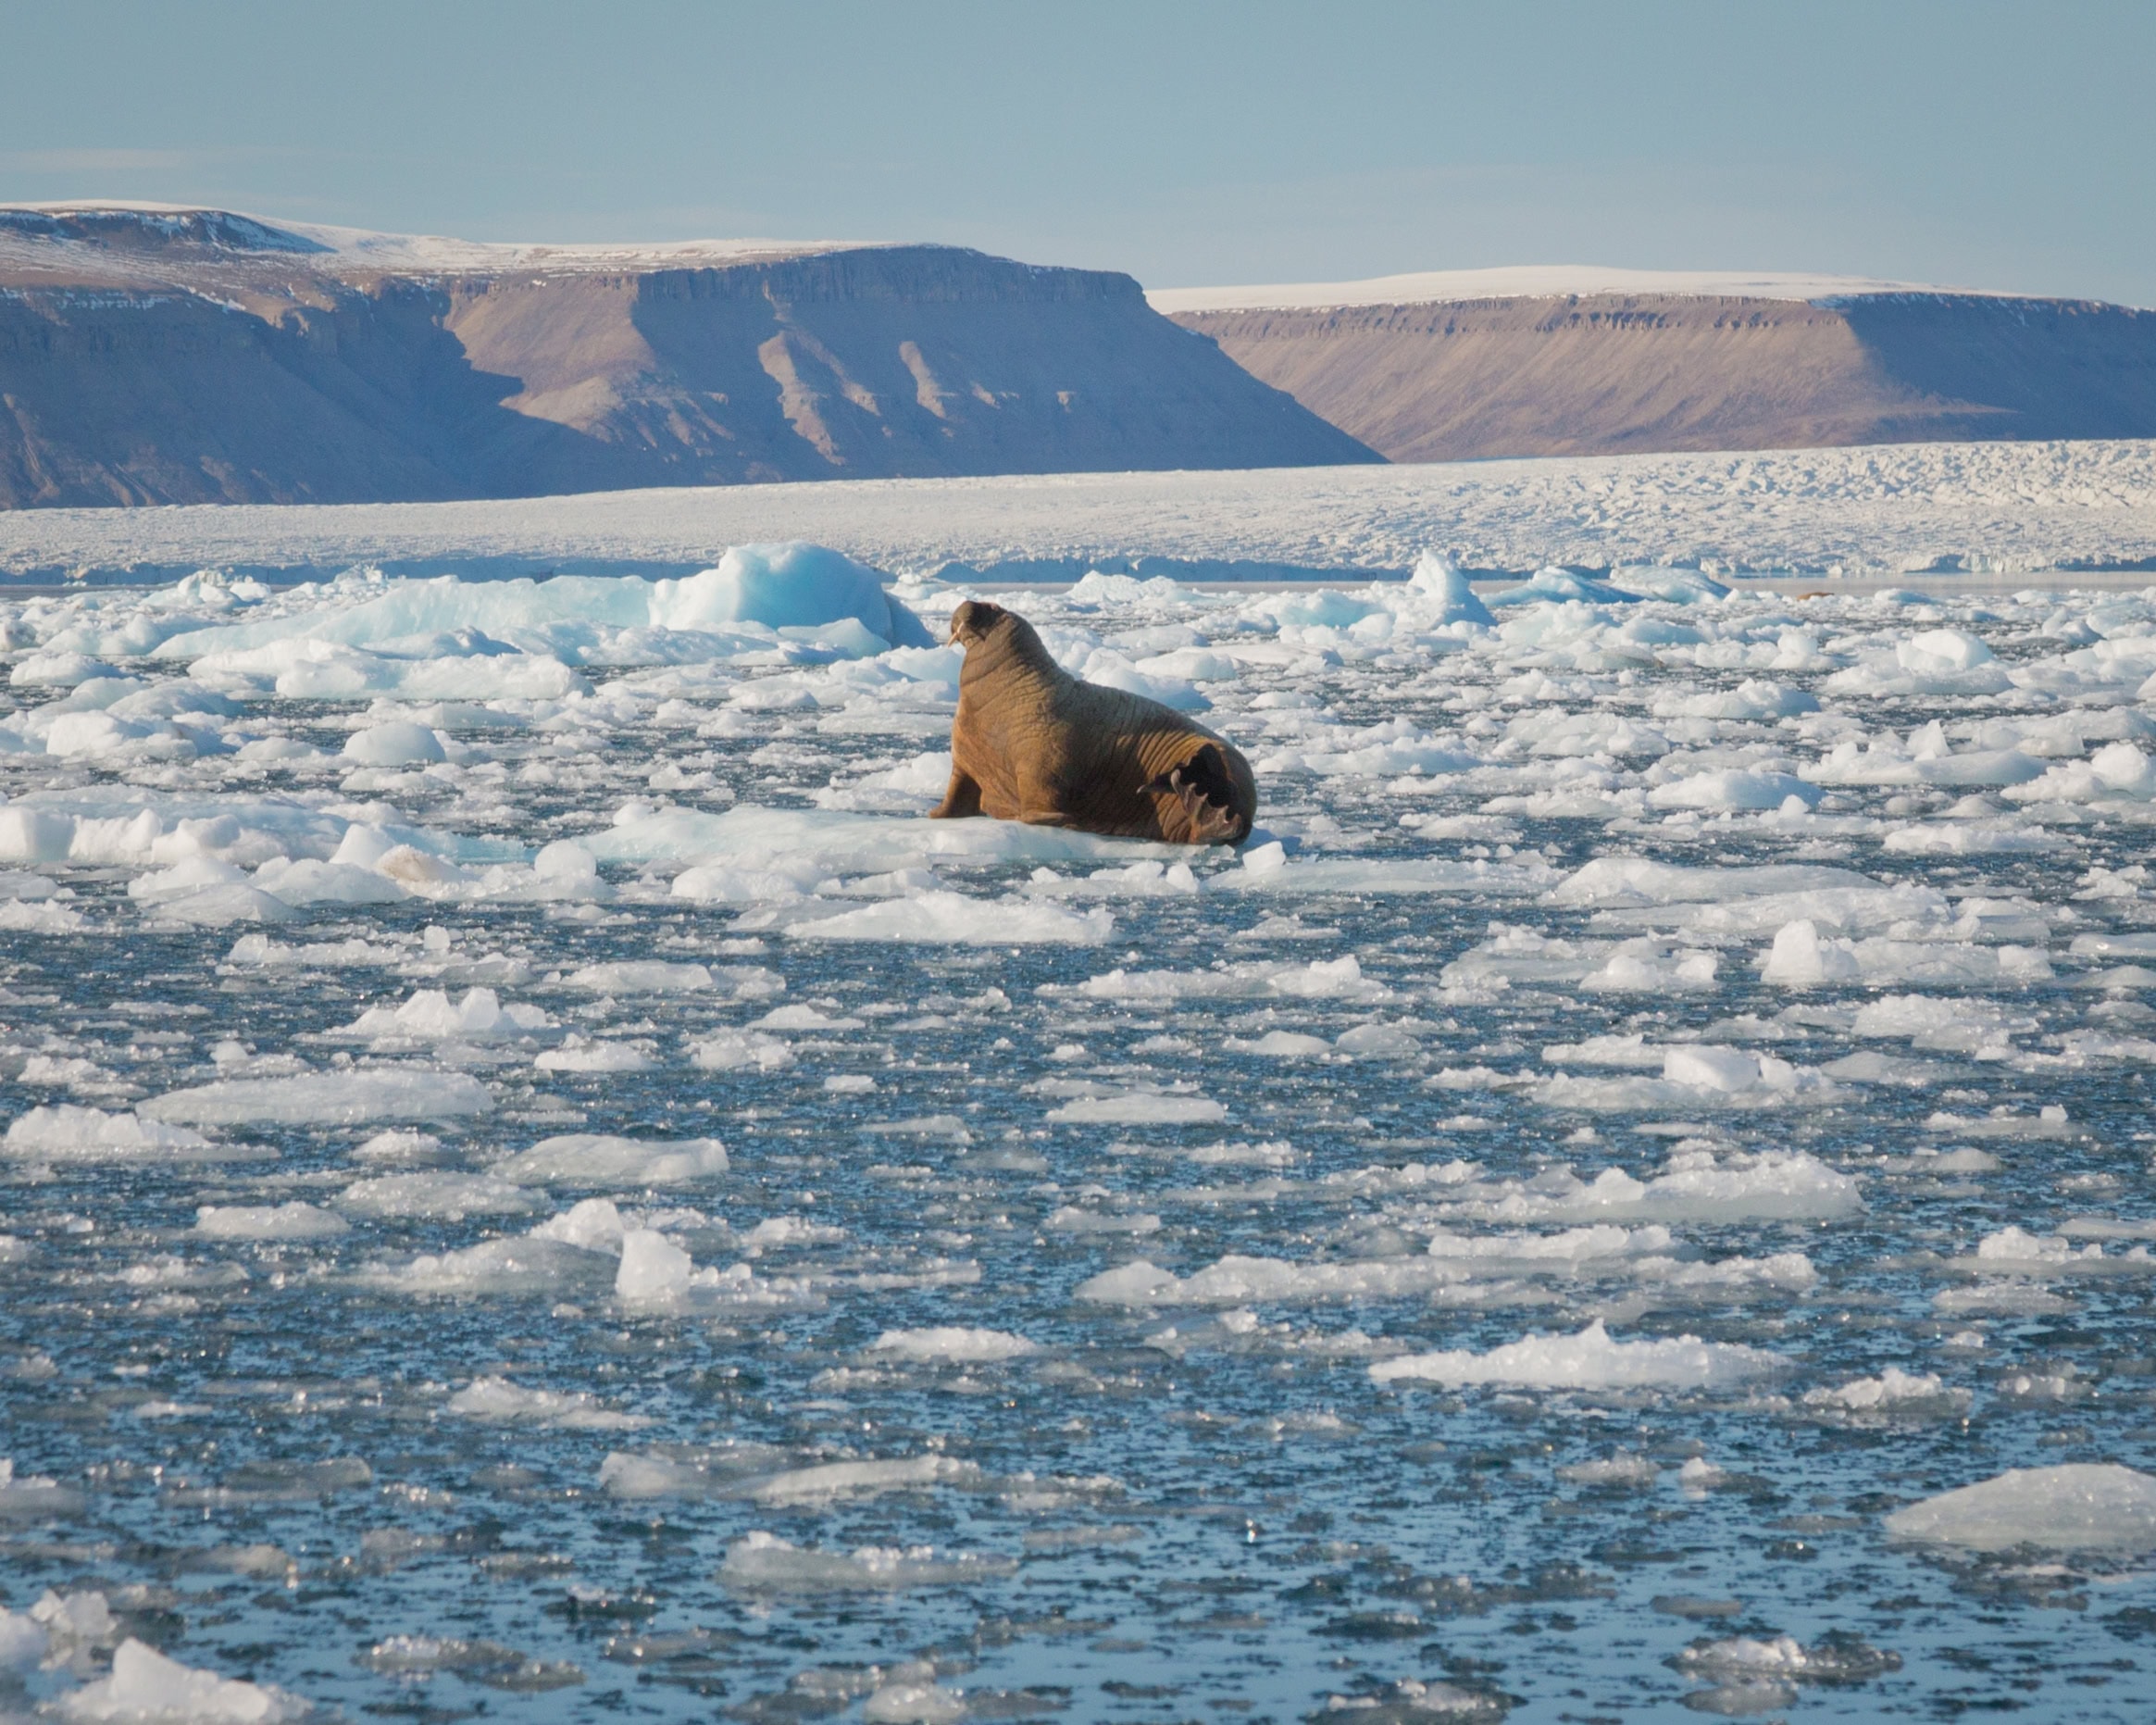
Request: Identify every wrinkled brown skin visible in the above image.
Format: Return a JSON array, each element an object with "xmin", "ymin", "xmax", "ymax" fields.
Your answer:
[{"xmin": 930, "ymin": 600, "xmax": 1258, "ymax": 844}]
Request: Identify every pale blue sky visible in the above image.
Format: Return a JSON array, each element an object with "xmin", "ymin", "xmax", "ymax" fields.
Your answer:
[{"xmin": 4, "ymin": 0, "xmax": 2150, "ymax": 302}]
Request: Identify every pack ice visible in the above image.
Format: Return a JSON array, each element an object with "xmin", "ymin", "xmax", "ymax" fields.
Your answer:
[{"xmin": 3, "ymin": 529, "xmax": 2156, "ymax": 1720}]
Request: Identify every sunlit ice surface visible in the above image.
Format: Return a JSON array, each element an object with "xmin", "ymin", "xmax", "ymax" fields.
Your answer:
[{"xmin": 5, "ymin": 550, "xmax": 2156, "ymax": 1721}]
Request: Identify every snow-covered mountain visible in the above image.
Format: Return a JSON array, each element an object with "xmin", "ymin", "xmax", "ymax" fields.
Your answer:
[{"xmin": 0, "ymin": 206, "xmax": 1376, "ymax": 508}]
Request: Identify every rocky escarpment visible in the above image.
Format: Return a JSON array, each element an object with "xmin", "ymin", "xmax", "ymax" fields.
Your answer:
[
  {"xmin": 1165, "ymin": 286, "xmax": 2156, "ymax": 462},
  {"xmin": 0, "ymin": 206, "xmax": 1377, "ymax": 507}
]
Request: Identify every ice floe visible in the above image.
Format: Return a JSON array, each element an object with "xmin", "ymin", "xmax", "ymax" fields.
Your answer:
[
  {"xmin": 1371, "ymin": 1320, "xmax": 1784, "ymax": 1390},
  {"xmin": 1885, "ymin": 1463, "xmax": 2156, "ymax": 1552}
]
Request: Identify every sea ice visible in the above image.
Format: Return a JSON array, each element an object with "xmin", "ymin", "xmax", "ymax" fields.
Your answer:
[
  {"xmin": 1370, "ymin": 1319, "xmax": 1784, "ymax": 1390},
  {"xmin": 143, "ymin": 1070, "xmax": 493, "ymax": 1126},
  {"xmin": 867, "ymin": 1328, "xmax": 1039, "ymax": 1362},
  {"xmin": 1884, "ymin": 1463, "xmax": 2156, "ymax": 1552},
  {"xmin": 58, "ymin": 1638, "xmax": 309, "ymax": 1723},
  {"xmin": 488, "ymin": 1135, "xmax": 729, "ymax": 1186},
  {"xmin": 718, "ymin": 1531, "xmax": 1016, "ymax": 1592},
  {"xmin": 445, "ymin": 1377, "xmax": 651, "ymax": 1431}
]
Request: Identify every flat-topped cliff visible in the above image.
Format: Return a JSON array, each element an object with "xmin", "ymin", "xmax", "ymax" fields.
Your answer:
[
  {"xmin": 0, "ymin": 205, "xmax": 1376, "ymax": 507},
  {"xmin": 1159, "ymin": 269, "xmax": 2156, "ymax": 461}
]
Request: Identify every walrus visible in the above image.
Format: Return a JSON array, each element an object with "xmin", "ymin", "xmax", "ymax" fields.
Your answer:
[{"xmin": 929, "ymin": 600, "xmax": 1257, "ymax": 844}]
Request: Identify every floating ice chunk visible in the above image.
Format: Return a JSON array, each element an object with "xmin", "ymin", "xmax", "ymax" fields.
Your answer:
[
  {"xmin": 223, "ymin": 933, "xmax": 405, "ymax": 969},
  {"xmin": 3, "ymin": 1106, "xmax": 214, "ymax": 1163},
  {"xmin": 1215, "ymin": 855, "xmax": 1552, "ymax": 897},
  {"xmin": 342, "ymin": 721, "xmax": 446, "ymax": 766},
  {"xmin": 1537, "ymin": 1051, "xmax": 1841, "ymax": 1115},
  {"xmin": 1803, "ymin": 1368, "xmax": 1970, "ymax": 1415},
  {"xmin": 1675, "ymin": 1634, "xmax": 1899, "ymax": 1683},
  {"xmin": 1045, "ymin": 1092, "xmax": 1227, "ymax": 1125},
  {"xmin": 1044, "ymin": 1206, "xmax": 1162, "ymax": 1234},
  {"xmin": 1312, "ymin": 1679, "xmax": 1508, "ymax": 1721},
  {"xmin": 669, "ymin": 859, "xmax": 826, "ymax": 904},
  {"xmin": 1402, "ymin": 553, "xmax": 1494, "ymax": 627},
  {"xmin": 1489, "ymin": 567, "xmax": 1637, "ymax": 606},
  {"xmin": 754, "ymin": 1004, "xmax": 862, "ymax": 1031},
  {"xmin": 718, "ymin": 1531, "xmax": 1015, "ymax": 1593},
  {"xmin": 1465, "ymin": 1147, "xmax": 1861, "ymax": 1224},
  {"xmin": 864, "ymin": 1681, "xmax": 966, "ymax": 1725},
  {"xmin": 688, "ymin": 1031, "xmax": 795, "ymax": 1071},
  {"xmin": 528, "ymin": 1197, "xmax": 628, "ymax": 1252},
  {"xmin": 593, "ymin": 1450, "xmax": 741, "ymax": 1500},
  {"xmin": 867, "ymin": 1327, "xmax": 1039, "ymax": 1363},
  {"xmin": 1370, "ymin": 1319, "xmax": 1782, "ymax": 1390},
  {"xmin": 1073, "ymin": 1260, "xmax": 1182, "ymax": 1305},
  {"xmin": 1550, "ymin": 859, "xmax": 1877, "ymax": 908},
  {"xmin": 1557, "ymin": 1452, "xmax": 1661, "ymax": 1488},
  {"xmin": 143, "ymin": 1070, "xmax": 492, "ymax": 1127},
  {"xmin": 131, "ymin": 855, "xmax": 301, "ymax": 927},
  {"xmin": 44, "ymin": 710, "xmax": 161, "ymax": 759},
  {"xmin": 490, "ymin": 1135, "xmax": 728, "ymax": 1187},
  {"xmin": 1901, "ymin": 628, "xmax": 1995, "ymax": 674},
  {"xmin": 58, "ymin": 1638, "xmax": 308, "ymax": 1723},
  {"xmin": 1081, "ymin": 1231, "xmax": 1808, "ymax": 1308},
  {"xmin": 748, "ymin": 1456, "xmax": 988, "ymax": 1508},
  {"xmin": 607, "ymin": 1233, "xmax": 810, "ymax": 1310},
  {"xmin": 784, "ymin": 891, "xmax": 1114, "ymax": 946},
  {"xmin": 1335, "ymin": 1020, "xmax": 1426, "ymax": 1056},
  {"xmin": 12, "ymin": 651, "xmax": 120, "ymax": 688},
  {"xmin": 194, "ymin": 1204, "xmax": 347, "ymax": 1241},
  {"xmin": 249, "ymin": 858, "xmax": 408, "ymax": 907},
  {"xmin": 2004, "ymin": 739, "xmax": 2156, "ymax": 805},
  {"xmin": 1663, "ymin": 1046, "xmax": 1790, "ymax": 1093},
  {"xmin": 336, "ymin": 988, "xmax": 554, "ymax": 1045},
  {"xmin": 563, "ymin": 961, "xmax": 713, "ymax": 994},
  {"xmin": 0, "ymin": 1603, "xmax": 45, "ymax": 1667},
  {"xmin": 1824, "ymin": 629, "xmax": 2013, "ymax": 697},
  {"xmin": 352, "ymin": 1130, "xmax": 442, "ymax": 1164},
  {"xmin": 0, "ymin": 1458, "xmax": 84, "ymax": 1517},
  {"xmin": 1027, "ymin": 857, "xmax": 1203, "ymax": 899},
  {"xmin": 534, "ymin": 1037, "xmax": 654, "ymax": 1073},
  {"xmin": 1883, "ymin": 821, "xmax": 2066, "ymax": 855},
  {"xmin": 649, "ymin": 544, "xmax": 932, "ymax": 646},
  {"xmin": 446, "ymin": 1376, "xmax": 650, "ymax": 1431},
  {"xmin": 351, "ymin": 1638, "xmax": 538, "ymax": 1680},
  {"xmin": 1885, "ymin": 1463, "xmax": 2156, "ymax": 1552},
  {"xmin": 339, "ymin": 1172, "xmax": 536, "ymax": 1220},
  {"xmin": 1760, "ymin": 919, "xmax": 1863, "ymax": 985},
  {"xmin": 356, "ymin": 1237, "xmax": 612, "ymax": 1299},
  {"xmin": 1542, "ymin": 1033, "xmax": 1665, "ymax": 1069},
  {"xmin": 1649, "ymin": 769, "xmax": 1822, "ymax": 811},
  {"xmin": 615, "ymin": 1229, "xmax": 694, "ymax": 1304},
  {"xmin": 1652, "ymin": 678, "xmax": 1815, "ymax": 720},
  {"xmin": 0, "ymin": 806, "xmax": 76, "ymax": 865},
  {"xmin": 1579, "ymin": 944, "xmax": 1717, "ymax": 993},
  {"xmin": 1066, "ymin": 955, "xmax": 1389, "ymax": 1004},
  {"xmin": 1222, "ymin": 1030, "xmax": 1334, "ymax": 1056}
]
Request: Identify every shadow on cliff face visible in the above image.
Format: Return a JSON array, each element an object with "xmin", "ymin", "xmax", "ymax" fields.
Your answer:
[
  {"xmin": 0, "ymin": 281, "xmax": 611, "ymax": 507},
  {"xmin": 608, "ymin": 246, "xmax": 1378, "ymax": 485},
  {"xmin": 0, "ymin": 244, "xmax": 1376, "ymax": 508},
  {"xmin": 1838, "ymin": 295, "xmax": 2156, "ymax": 443}
]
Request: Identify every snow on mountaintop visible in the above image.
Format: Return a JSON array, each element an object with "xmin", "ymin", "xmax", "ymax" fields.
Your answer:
[
  {"xmin": 0, "ymin": 202, "xmax": 872, "ymax": 285},
  {"xmin": 1147, "ymin": 264, "xmax": 2000, "ymax": 315}
]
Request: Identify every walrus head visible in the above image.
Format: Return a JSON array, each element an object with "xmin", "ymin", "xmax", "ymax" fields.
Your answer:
[{"xmin": 947, "ymin": 599, "xmax": 1008, "ymax": 647}]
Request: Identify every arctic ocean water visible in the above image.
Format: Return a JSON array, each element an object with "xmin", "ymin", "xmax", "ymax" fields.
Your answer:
[{"xmin": 5, "ymin": 534, "xmax": 2156, "ymax": 1723}]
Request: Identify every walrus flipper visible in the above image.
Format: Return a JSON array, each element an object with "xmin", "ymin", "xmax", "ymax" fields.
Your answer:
[
  {"xmin": 1144, "ymin": 744, "xmax": 1243, "ymax": 844},
  {"xmin": 929, "ymin": 766, "xmax": 983, "ymax": 820}
]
